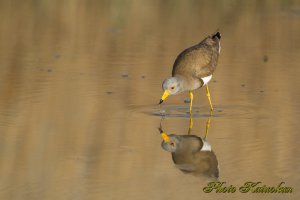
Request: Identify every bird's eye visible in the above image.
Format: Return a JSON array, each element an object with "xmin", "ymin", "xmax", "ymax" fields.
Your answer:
[{"xmin": 171, "ymin": 86, "xmax": 175, "ymax": 90}]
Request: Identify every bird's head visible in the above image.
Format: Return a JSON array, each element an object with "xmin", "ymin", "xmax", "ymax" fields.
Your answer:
[
  {"xmin": 159, "ymin": 77, "xmax": 182, "ymax": 104},
  {"xmin": 161, "ymin": 133, "xmax": 180, "ymax": 153}
]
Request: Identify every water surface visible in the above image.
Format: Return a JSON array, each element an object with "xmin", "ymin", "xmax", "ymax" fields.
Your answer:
[{"xmin": 0, "ymin": 1, "xmax": 300, "ymax": 200}]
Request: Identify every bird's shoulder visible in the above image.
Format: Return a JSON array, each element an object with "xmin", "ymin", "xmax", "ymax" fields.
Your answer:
[{"xmin": 171, "ymin": 41, "xmax": 216, "ymax": 78}]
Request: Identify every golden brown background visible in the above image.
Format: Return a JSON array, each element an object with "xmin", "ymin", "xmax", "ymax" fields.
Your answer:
[{"xmin": 0, "ymin": 0, "xmax": 300, "ymax": 199}]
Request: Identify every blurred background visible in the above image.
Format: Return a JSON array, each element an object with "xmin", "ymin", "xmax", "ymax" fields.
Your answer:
[{"xmin": 0, "ymin": 0, "xmax": 300, "ymax": 199}]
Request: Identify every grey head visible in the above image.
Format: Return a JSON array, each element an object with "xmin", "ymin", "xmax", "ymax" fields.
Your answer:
[
  {"xmin": 161, "ymin": 134, "xmax": 203, "ymax": 153},
  {"xmin": 159, "ymin": 77, "xmax": 185, "ymax": 104},
  {"xmin": 162, "ymin": 77, "xmax": 184, "ymax": 95},
  {"xmin": 161, "ymin": 134, "xmax": 181, "ymax": 153}
]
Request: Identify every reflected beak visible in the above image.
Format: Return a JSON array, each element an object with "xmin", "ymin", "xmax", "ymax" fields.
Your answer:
[
  {"xmin": 161, "ymin": 132, "xmax": 170, "ymax": 142},
  {"xmin": 159, "ymin": 90, "xmax": 170, "ymax": 104}
]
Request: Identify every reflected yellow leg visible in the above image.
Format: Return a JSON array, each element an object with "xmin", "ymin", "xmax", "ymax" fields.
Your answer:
[
  {"xmin": 205, "ymin": 85, "xmax": 214, "ymax": 112},
  {"xmin": 188, "ymin": 116, "xmax": 193, "ymax": 135},
  {"xmin": 189, "ymin": 91, "xmax": 193, "ymax": 115},
  {"xmin": 204, "ymin": 115, "xmax": 212, "ymax": 139}
]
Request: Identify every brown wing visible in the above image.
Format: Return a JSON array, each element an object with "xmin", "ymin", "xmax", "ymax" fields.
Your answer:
[{"xmin": 172, "ymin": 36, "xmax": 220, "ymax": 79}]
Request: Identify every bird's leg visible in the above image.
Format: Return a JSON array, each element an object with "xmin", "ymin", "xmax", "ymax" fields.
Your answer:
[
  {"xmin": 205, "ymin": 84, "xmax": 214, "ymax": 112},
  {"xmin": 204, "ymin": 115, "xmax": 212, "ymax": 140},
  {"xmin": 187, "ymin": 91, "xmax": 194, "ymax": 134},
  {"xmin": 188, "ymin": 115, "xmax": 193, "ymax": 135},
  {"xmin": 189, "ymin": 91, "xmax": 193, "ymax": 115}
]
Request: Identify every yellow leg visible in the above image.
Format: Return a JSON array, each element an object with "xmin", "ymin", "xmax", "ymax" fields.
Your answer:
[
  {"xmin": 188, "ymin": 116, "xmax": 193, "ymax": 135},
  {"xmin": 205, "ymin": 85, "xmax": 214, "ymax": 112},
  {"xmin": 189, "ymin": 91, "xmax": 193, "ymax": 115},
  {"xmin": 204, "ymin": 115, "xmax": 212, "ymax": 139}
]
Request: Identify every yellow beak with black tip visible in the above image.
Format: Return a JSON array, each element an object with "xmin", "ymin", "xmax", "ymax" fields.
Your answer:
[
  {"xmin": 161, "ymin": 132, "xmax": 170, "ymax": 143},
  {"xmin": 159, "ymin": 90, "xmax": 170, "ymax": 104}
]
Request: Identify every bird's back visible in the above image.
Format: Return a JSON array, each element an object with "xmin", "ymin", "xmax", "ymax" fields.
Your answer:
[{"xmin": 172, "ymin": 32, "xmax": 221, "ymax": 79}]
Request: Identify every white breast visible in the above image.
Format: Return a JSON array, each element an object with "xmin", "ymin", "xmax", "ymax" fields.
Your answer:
[
  {"xmin": 201, "ymin": 138, "xmax": 212, "ymax": 152},
  {"xmin": 201, "ymin": 74, "xmax": 212, "ymax": 86}
]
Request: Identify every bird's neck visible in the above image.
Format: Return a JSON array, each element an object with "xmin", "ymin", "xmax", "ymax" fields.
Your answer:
[
  {"xmin": 174, "ymin": 75, "xmax": 201, "ymax": 91},
  {"xmin": 174, "ymin": 74, "xmax": 187, "ymax": 85}
]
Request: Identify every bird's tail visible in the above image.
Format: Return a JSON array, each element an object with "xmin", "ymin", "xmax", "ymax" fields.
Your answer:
[{"xmin": 212, "ymin": 31, "xmax": 221, "ymax": 40}]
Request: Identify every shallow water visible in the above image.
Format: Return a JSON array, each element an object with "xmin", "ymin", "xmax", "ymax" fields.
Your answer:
[{"xmin": 0, "ymin": 0, "xmax": 300, "ymax": 199}]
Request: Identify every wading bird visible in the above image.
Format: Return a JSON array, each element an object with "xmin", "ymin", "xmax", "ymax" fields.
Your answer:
[{"xmin": 159, "ymin": 32, "xmax": 221, "ymax": 114}]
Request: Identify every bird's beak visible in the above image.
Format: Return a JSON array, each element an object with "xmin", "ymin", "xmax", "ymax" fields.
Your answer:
[
  {"xmin": 159, "ymin": 90, "xmax": 170, "ymax": 104},
  {"xmin": 161, "ymin": 132, "xmax": 170, "ymax": 142}
]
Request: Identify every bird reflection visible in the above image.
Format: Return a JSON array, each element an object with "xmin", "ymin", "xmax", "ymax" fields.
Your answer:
[{"xmin": 159, "ymin": 116, "xmax": 219, "ymax": 179}]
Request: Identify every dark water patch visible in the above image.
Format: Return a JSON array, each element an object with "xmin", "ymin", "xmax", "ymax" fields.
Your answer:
[
  {"xmin": 131, "ymin": 104, "xmax": 256, "ymax": 119},
  {"xmin": 184, "ymin": 98, "xmax": 191, "ymax": 103},
  {"xmin": 121, "ymin": 73, "xmax": 128, "ymax": 78}
]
